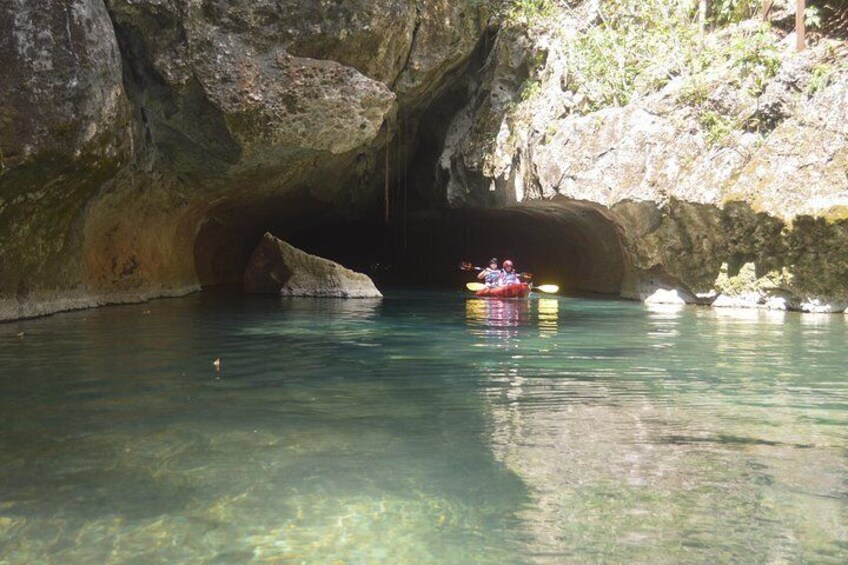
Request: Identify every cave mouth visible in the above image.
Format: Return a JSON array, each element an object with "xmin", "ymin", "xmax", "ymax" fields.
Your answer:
[
  {"xmin": 392, "ymin": 198, "xmax": 628, "ymax": 295},
  {"xmin": 192, "ymin": 197, "xmax": 628, "ymax": 297}
]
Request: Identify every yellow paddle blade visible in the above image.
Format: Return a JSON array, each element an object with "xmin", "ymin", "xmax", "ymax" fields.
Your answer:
[
  {"xmin": 466, "ymin": 282, "xmax": 486, "ymax": 292},
  {"xmin": 534, "ymin": 284, "xmax": 560, "ymax": 294}
]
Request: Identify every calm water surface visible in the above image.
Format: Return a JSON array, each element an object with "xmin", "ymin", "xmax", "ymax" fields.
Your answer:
[{"xmin": 0, "ymin": 291, "xmax": 846, "ymax": 563}]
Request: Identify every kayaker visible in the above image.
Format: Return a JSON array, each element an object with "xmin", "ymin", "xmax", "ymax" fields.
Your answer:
[
  {"xmin": 499, "ymin": 260, "xmax": 521, "ymax": 286},
  {"xmin": 477, "ymin": 258, "xmax": 502, "ymax": 287}
]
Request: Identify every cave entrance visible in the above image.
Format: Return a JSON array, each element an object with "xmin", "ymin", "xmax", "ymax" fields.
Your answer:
[
  {"xmin": 191, "ymin": 21, "xmax": 627, "ymax": 297},
  {"xmin": 192, "ymin": 196, "xmax": 628, "ymax": 297},
  {"xmin": 394, "ymin": 198, "xmax": 627, "ymax": 295}
]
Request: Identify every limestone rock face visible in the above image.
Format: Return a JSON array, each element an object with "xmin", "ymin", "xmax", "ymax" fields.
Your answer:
[
  {"xmin": 244, "ymin": 233, "xmax": 382, "ymax": 298},
  {"xmin": 0, "ymin": 0, "xmax": 130, "ymax": 167},
  {"xmin": 0, "ymin": 0, "xmax": 485, "ymax": 320},
  {"xmin": 5, "ymin": 0, "xmax": 848, "ymax": 319},
  {"xmin": 0, "ymin": 0, "xmax": 133, "ymax": 320},
  {"xmin": 106, "ymin": 0, "xmax": 398, "ymax": 163},
  {"xmin": 440, "ymin": 13, "xmax": 848, "ymax": 309}
]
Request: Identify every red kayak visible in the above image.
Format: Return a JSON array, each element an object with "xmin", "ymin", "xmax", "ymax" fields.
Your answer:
[{"xmin": 475, "ymin": 283, "xmax": 531, "ymax": 299}]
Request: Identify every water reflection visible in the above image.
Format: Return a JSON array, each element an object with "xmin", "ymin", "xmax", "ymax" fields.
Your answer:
[
  {"xmin": 710, "ymin": 305, "xmax": 787, "ymax": 324},
  {"xmin": 465, "ymin": 297, "xmax": 561, "ymax": 340},
  {"xmin": 476, "ymin": 299, "xmax": 848, "ymax": 561},
  {"xmin": 537, "ymin": 298, "xmax": 559, "ymax": 337},
  {"xmin": 466, "ymin": 298, "xmax": 531, "ymax": 341},
  {"xmin": 236, "ymin": 297, "xmax": 382, "ymax": 344},
  {"xmin": 644, "ymin": 302, "xmax": 686, "ymax": 316}
]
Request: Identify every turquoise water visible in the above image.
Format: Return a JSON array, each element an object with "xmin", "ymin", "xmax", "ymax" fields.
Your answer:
[{"xmin": 0, "ymin": 291, "xmax": 846, "ymax": 563}]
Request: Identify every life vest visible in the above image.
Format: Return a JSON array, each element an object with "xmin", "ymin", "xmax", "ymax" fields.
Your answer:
[
  {"xmin": 499, "ymin": 271, "xmax": 521, "ymax": 286},
  {"xmin": 484, "ymin": 269, "xmax": 503, "ymax": 286}
]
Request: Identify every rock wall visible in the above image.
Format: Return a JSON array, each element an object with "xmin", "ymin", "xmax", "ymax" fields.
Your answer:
[
  {"xmin": 0, "ymin": 0, "xmax": 487, "ymax": 320},
  {"xmin": 439, "ymin": 5, "xmax": 848, "ymax": 311},
  {"xmin": 0, "ymin": 0, "xmax": 134, "ymax": 319},
  {"xmin": 3, "ymin": 0, "xmax": 848, "ymax": 319}
]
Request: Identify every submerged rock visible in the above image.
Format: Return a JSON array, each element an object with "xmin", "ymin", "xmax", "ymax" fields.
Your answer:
[{"xmin": 243, "ymin": 234, "xmax": 382, "ymax": 299}]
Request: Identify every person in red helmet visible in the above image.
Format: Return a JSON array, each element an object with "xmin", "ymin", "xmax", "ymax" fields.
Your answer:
[{"xmin": 499, "ymin": 260, "xmax": 521, "ymax": 286}]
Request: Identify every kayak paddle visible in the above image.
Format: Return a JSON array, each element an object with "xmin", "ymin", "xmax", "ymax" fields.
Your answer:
[
  {"xmin": 534, "ymin": 285, "xmax": 560, "ymax": 294},
  {"xmin": 466, "ymin": 282, "xmax": 560, "ymax": 294}
]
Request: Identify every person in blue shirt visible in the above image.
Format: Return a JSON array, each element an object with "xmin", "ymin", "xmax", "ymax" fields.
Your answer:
[
  {"xmin": 477, "ymin": 258, "xmax": 503, "ymax": 287},
  {"xmin": 499, "ymin": 260, "xmax": 521, "ymax": 286}
]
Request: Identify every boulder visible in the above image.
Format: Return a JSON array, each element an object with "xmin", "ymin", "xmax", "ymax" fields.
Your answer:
[{"xmin": 243, "ymin": 233, "xmax": 382, "ymax": 298}]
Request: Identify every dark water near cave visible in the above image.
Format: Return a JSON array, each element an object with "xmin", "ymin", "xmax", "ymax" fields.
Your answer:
[{"xmin": 0, "ymin": 291, "xmax": 847, "ymax": 563}]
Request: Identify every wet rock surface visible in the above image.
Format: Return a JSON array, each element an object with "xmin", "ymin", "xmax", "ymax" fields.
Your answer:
[{"xmin": 244, "ymin": 233, "xmax": 382, "ymax": 298}]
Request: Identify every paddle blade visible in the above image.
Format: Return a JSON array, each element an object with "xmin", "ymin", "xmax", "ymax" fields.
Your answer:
[
  {"xmin": 534, "ymin": 284, "xmax": 560, "ymax": 294},
  {"xmin": 466, "ymin": 282, "xmax": 486, "ymax": 292}
]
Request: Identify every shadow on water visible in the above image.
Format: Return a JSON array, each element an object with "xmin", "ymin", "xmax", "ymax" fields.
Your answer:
[{"xmin": 0, "ymin": 291, "xmax": 539, "ymax": 562}]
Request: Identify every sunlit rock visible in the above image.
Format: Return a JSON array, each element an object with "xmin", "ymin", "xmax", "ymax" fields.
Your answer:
[
  {"xmin": 800, "ymin": 299, "xmax": 848, "ymax": 314},
  {"xmin": 644, "ymin": 289, "xmax": 687, "ymax": 306},
  {"xmin": 712, "ymin": 293, "xmax": 763, "ymax": 309},
  {"xmin": 765, "ymin": 296, "xmax": 789, "ymax": 311},
  {"xmin": 244, "ymin": 233, "xmax": 382, "ymax": 298}
]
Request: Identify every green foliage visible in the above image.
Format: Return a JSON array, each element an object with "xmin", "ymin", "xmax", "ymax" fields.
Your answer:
[
  {"xmin": 497, "ymin": 0, "xmax": 784, "ymax": 121},
  {"xmin": 679, "ymin": 78, "xmax": 711, "ymax": 106},
  {"xmin": 519, "ymin": 78, "xmax": 543, "ymax": 101},
  {"xmin": 505, "ymin": 0, "xmax": 556, "ymax": 23},
  {"xmin": 679, "ymin": 26, "xmax": 781, "ymax": 145},
  {"xmin": 805, "ymin": 5, "xmax": 822, "ymax": 29},
  {"xmin": 563, "ymin": 0, "xmax": 699, "ymax": 111},
  {"xmin": 467, "ymin": 0, "xmax": 556, "ymax": 25},
  {"xmin": 728, "ymin": 27, "xmax": 781, "ymax": 96},
  {"xmin": 706, "ymin": 0, "xmax": 761, "ymax": 26},
  {"xmin": 808, "ymin": 63, "xmax": 835, "ymax": 95},
  {"xmin": 700, "ymin": 110, "xmax": 735, "ymax": 146}
]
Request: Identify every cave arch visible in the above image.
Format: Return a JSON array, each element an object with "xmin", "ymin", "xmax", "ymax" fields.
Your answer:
[
  {"xmin": 191, "ymin": 195, "xmax": 628, "ymax": 296},
  {"xmin": 403, "ymin": 197, "xmax": 628, "ymax": 294}
]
